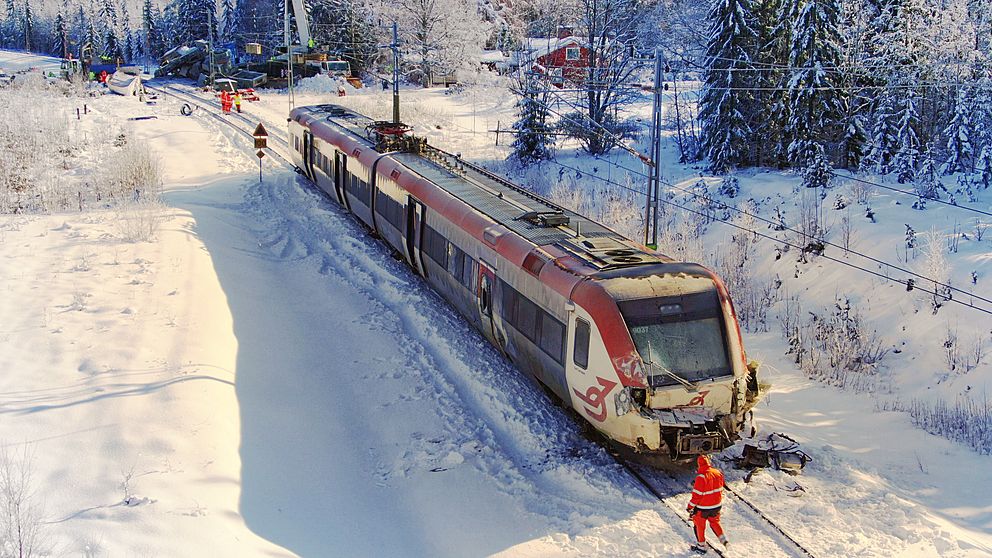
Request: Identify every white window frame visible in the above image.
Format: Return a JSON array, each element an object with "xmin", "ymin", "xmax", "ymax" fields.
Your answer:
[{"xmin": 565, "ymin": 47, "xmax": 580, "ymax": 61}]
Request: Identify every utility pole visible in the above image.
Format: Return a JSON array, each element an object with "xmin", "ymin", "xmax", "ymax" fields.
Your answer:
[
  {"xmin": 285, "ymin": 0, "xmax": 295, "ymax": 109},
  {"xmin": 391, "ymin": 22, "xmax": 400, "ymax": 124},
  {"xmin": 644, "ymin": 47, "xmax": 664, "ymax": 249},
  {"xmin": 208, "ymin": 8, "xmax": 215, "ymax": 87}
]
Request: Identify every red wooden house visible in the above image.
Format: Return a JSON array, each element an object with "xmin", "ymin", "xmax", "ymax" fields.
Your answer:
[{"xmin": 522, "ymin": 27, "xmax": 591, "ymax": 86}]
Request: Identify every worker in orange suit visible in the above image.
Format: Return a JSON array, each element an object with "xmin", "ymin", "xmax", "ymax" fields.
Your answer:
[
  {"xmin": 687, "ymin": 454, "xmax": 729, "ymax": 553},
  {"xmin": 220, "ymin": 90, "xmax": 232, "ymax": 113}
]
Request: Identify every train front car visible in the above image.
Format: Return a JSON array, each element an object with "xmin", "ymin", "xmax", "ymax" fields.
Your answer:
[{"xmin": 569, "ymin": 262, "xmax": 760, "ymax": 461}]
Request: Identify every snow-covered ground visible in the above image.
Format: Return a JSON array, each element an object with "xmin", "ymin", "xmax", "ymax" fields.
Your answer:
[
  {"xmin": 2, "ymin": 52, "xmax": 992, "ymax": 556},
  {"xmin": 0, "ymin": 50, "xmax": 62, "ymax": 73}
]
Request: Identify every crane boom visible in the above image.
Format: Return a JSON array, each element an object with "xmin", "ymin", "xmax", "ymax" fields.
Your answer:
[{"xmin": 290, "ymin": 0, "xmax": 311, "ymax": 47}]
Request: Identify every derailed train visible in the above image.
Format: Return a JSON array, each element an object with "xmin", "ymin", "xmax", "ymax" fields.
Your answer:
[{"xmin": 288, "ymin": 104, "xmax": 761, "ymax": 461}]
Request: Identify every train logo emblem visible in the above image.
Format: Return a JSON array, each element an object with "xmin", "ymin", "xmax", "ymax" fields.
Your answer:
[
  {"xmin": 572, "ymin": 377, "xmax": 617, "ymax": 422},
  {"xmin": 686, "ymin": 390, "xmax": 710, "ymax": 407}
]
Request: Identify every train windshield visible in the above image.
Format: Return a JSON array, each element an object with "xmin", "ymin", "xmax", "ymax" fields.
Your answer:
[{"xmin": 618, "ymin": 290, "xmax": 732, "ymax": 388}]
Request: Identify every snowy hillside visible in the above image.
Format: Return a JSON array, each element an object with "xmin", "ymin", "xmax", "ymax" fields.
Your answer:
[{"xmin": 0, "ymin": 51, "xmax": 991, "ymax": 558}]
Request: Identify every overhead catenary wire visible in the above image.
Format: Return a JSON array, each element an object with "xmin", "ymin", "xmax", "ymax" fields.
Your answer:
[
  {"xmin": 513, "ymin": 76, "xmax": 992, "ymax": 297},
  {"xmin": 542, "ymin": 157, "xmax": 992, "ymax": 316},
  {"xmin": 530, "ymin": 78, "xmax": 992, "ymax": 223}
]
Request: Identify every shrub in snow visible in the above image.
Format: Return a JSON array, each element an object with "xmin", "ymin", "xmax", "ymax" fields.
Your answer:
[
  {"xmin": 594, "ymin": 181, "xmax": 643, "ymax": 241},
  {"xmin": 0, "ymin": 79, "xmax": 161, "ymax": 215},
  {"xmin": 557, "ymin": 112, "xmax": 640, "ymax": 155},
  {"xmin": 892, "ymin": 397, "xmax": 992, "ymax": 455},
  {"xmin": 547, "ymin": 178, "xmax": 592, "ymax": 219},
  {"xmin": 920, "ymin": 228, "xmax": 951, "ymax": 314},
  {"xmin": 780, "ymin": 297, "xmax": 888, "ymax": 393},
  {"xmin": 717, "ymin": 176, "xmax": 739, "ymax": 198},
  {"xmin": 0, "ymin": 444, "xmax": 45, "ymax": 558},
  {"xmin": 102, "ymin": 140, "xmax": 163, "ymax": 205},
  {"xmin": 794, "ymin": 187, "xmax": 828, "ymax": 260}
]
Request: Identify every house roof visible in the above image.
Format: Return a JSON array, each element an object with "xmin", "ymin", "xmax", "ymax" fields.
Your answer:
[{"xmin": 521, "ymin": 37, "xmax": 584, "ymax": 60}]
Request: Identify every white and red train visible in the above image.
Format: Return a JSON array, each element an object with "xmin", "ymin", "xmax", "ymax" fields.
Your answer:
[{"xmin": 288, "ymin": 104, "xmax": 760, "ymax": 460}]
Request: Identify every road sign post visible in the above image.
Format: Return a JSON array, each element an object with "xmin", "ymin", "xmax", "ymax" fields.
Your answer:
[{"xmin": 253, "ymin": 123, "xmax": 268, "ymax": 183}]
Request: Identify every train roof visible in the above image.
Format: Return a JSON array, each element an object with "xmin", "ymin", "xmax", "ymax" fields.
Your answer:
[{"xmin": 296, "ymin": 104, "xmax": 673, "ymax": 273}]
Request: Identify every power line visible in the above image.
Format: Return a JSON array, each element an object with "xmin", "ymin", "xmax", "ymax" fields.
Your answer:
[
  {"xmin": 828, "ymin": 170, "xmax": 992, "ymax": 219},
  {"xmin": 543, "ymin": 158, "xmax": 992, "ymax": 316}
]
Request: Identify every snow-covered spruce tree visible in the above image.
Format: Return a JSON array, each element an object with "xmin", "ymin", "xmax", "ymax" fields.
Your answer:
[
  {"xmin": 85, "ymin": 15, "xmax": 100, "ymax": 58},
  {"xmin": 977, "ymin": 145, "xmax": 992, "ymax": 190},
  {"xmin": 220, "ymin": 0, "xmax": 234, "ymax": 41},
  {"xmin": 802, "ymin": 142, "xmax": 832, "ymax": 189},
  {"xmin": 917, "ymin": 147, "xmax": 940, "ymax": 199},
  {"xmin": 509, "ymin": 75, "xmax": 554, "ymax": 166},
  {"xmin": 104, "ymin": 28, "xmax": 123, "ymax": 60},
  {"xmin": 172, "ymin": 0, "xmax": 215, "ymax": 44},
  {"xmin": 0, "ymin": 0, "xmax": 14, "ymax": 49},
  {"xmin": 141, "ymin": 0, "xmax": 159, "ymax": 59},
  {"xmin": 784, "ymin": 0, "xmax": 844, "ymax": 166},
  {"xmin": 307, "ymin": 0, "xmax": 378, "ymax": 76},
  {"xmin": 942, "ymin": 87, "xmax": 974, "ymax": 175},
  {"xmin": 840, "ymin": 113, "xmax": 868, "ymax": 170},
  {"xmin": 72, "ymin": 4, "xmax": 85, "ymax": 54},
  {"xmin": 893, "ymin": 89, "xmax": 921, "ymax": 184},
  {"xmin": 698, "ymin": 0, "xmax": 759, "ymax": 173},
  {"xmin": 22, "ymin": 0, "xmax": 33, "ymax": 51},
  {"xmin": 751, "ymin": 0, "xmax": 790, "ymax": 167},
  {"xmin": 100, "ymin": 0, "xmax": 117, "ymax": 32},
  {"xmin": 51, "ymin": 7, "xmax": 68, "ymax": 57},
  {"xmin": 120, "ymin": 0, "xmax": 133, "ymax": 61},
  {"xmin": 972, "ymin": 74, "xmax": 992, "ymax": 171}
]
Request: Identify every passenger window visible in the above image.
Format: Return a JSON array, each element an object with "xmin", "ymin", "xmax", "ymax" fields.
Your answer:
[
  {"xmin": 517, "ymin": 297, "xmax": 538, "ymax": 341},
  {"xmin": 540, "ymin": 313, "xmax": 565, "ymax": 364},
  {"xmin": 461, "ymin": 257, "xmax": 476, "ymax": 290},
  {"xmin": 574, "ymin": 318, "xmax": 590, "ymax": 369}
]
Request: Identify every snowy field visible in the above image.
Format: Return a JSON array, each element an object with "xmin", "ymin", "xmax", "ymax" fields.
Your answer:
[{"xmin": 1, "ymin": 52, "xmax": 991, "ymax": 556}]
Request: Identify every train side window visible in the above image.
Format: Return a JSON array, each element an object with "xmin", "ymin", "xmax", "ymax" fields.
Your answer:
[
  {"xmin": 500, "ymin": 280, "xmax": 517, "ymax": 323},
  {"xmin": 425, "ymin": 225, "xmax": 448, "ymax": 266},
  {"xmin": 517, "ymin": 297, "xmax": 538, "ymax": 342},
  {"xmin": 462, "ymin": 257, "xmax": 476, "ymax": 291},
  {"xmin": 540, "ymin": 312, "xmax": 565, "ymax": 365},
  {"xmin": 446, "ymin": 243, "xmax": 462, "ymax": 278},
  {"xmin": 574, "ymin": 318, "xmax": 590, "ymax": 369}
]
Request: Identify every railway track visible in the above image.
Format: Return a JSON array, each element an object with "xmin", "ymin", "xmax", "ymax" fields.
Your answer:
[
  {"xmin": 619, "ymin": 458, "xmax": 818, "ymax": 557},
  {"xmin": 144, "ymin": 81, "xmax": 293, "ymax": 165}
]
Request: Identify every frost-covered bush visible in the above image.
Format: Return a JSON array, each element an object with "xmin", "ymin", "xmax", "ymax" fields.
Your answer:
[
  {"xmin": 887, "ymin": 397, "xmax": 992, "ymax": 455},
  {"xmin": 0, "ymin": 79, "xmax": 161, "ymax": 215},
  {"xmin": 780, "ymin": 297, "xmax": 889, "ymax": 393}
]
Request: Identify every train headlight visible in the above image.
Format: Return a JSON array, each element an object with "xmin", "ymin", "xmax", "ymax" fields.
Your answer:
[
  {"xmin": 614, "ymin": 388, "xmax": 632, "ymax": 416},
  {"xmin": 615, "ymin": 387, "xmax": 647, "ymax": 416}
]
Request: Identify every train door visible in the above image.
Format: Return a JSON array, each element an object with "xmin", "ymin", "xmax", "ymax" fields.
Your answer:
[
  {"xmin": 478, "ymin": 261, "xmax": 497, "ymax": 343},
  {"xmin": 406, "ymin": 196, "xmax": 428, "ymax": 277},
  {"xmin": 334, "ymin": 151, "xmax": 349, "ymax": 209},
  {"xmin": 302, "ymin": 130, "xmax": 315, "ymax": 181}
]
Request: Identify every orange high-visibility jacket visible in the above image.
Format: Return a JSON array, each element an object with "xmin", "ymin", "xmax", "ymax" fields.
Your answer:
[{"xmin": 689, "ymin": 458, "xmax": 724, "ymax": 510}]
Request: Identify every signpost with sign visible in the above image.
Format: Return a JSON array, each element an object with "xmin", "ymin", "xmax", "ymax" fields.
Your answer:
[{"xmin": 253, "ymin": 123, "xmax": 268, "ymax": 182}]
